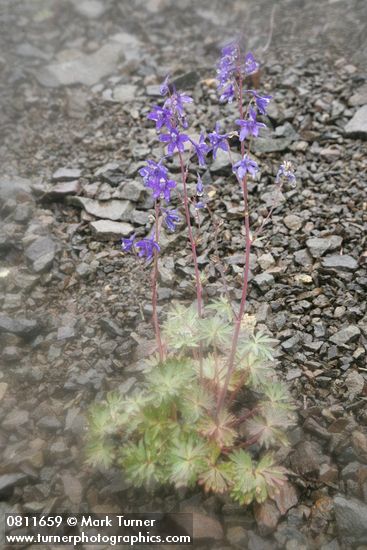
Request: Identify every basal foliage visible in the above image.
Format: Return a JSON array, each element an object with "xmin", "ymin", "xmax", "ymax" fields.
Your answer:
[{"xmin": 86, "ymin": 299, "xmax": 295, "ymax": 505}]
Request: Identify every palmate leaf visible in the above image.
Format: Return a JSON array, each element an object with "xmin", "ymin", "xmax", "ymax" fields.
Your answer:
[
  {"xmin": 139, "ymin": 407, "xmax": 181, "ymax": 445},
  {"xmin": 236, "ymin": 353, "xmax": 273, "ymax": 389},
  {"xmin": 198, "ymin": 461, "xmax": 233, "ymax": 494},
  {"xmin": 120, "ymin": 438, "xmax": 164, "ymax": 488},
  {"xmin": 168, "ymin": 435, "xmax": 208, "ymax": 488},
  {"xmin": 245, "ymin": 409, "xmax": 290, "ymax": 449},
  {"xmin": 85, "ymin": 440, "xmax": 115, "ymax": 469},
  {"xmin": 198, "ymin": 409, "xmax": 237, "ymax": 448},
  {"xmin": 163, "ymin": 303, "xmax": 200, "ymax": 350},
  {"xmin": 228, "ymin": 449, "xmax": 256, "ymax": 504},
  {"xmin": 199, "ymin": 355, "xmax": 240, "ymax": 391},
  {"xmin": 145, "ymin": 358, "xmax": 195, "ymax": 405},
  {"xmin": 205, "ymin": 296, "xmax": 235, "ymax": 323},
  {"xmin": 180, "ymin": 386, "xmax": 215, "ymax": 423},
  {"xmin": 237, "ymin": 331, "xmax": 276, "ymax": 362},
  {"xmin": 88, "ymin": 404, "xmax": 118, "ymax": 438},
  {"xmin": 198, "ymin": 315, "xmax": 232, "ymax": 347},
  {"xmin": 261, "ymin": 381, "xmax": 295, "ymax": 412}
]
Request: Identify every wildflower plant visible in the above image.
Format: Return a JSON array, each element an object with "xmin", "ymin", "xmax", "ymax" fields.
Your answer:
[{"xmin": 87, "ymin": 40, "xmax": 297, "ymax": 507}]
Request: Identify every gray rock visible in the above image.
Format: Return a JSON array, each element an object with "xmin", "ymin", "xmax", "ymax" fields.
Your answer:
[
  {"xmin": 0, "ymin": 175, "xmax": 32, "ymax": 201},
  {"xmin": 253, "ymin": 272, "xmax": 274, "ymax": 291},
  {"xmin": 68, "ymin": 196, "xmax": 133, "ymax": 221},
  {"xmin": 349, "ymin": 84, "xmax": 367, "ymax": 107},
  {"xmin": 334, "ymin": 495, "xmax": 367, "ymax": 545},
  {"xmin": 37, "ymin": 415, "xmax": 62, "ymax": 431},
  {"xmin": 330, "ymin": 326, "xmax": 361, "ymax": 345},
  {"xmin": 44, "ymin": 180, "xmax": 80, "ymax": 200},
  {"xmin": 345, "ymin": 105, "xmax": 367, "ymax": 139},
  {"xmin": 253, "ymin": 136, "xmax": 293, "ymax": 153},
  {"xmin": 294, "ymin": 248, "xmax": 313, "ymax": 266},
  {"xmin": 90, "ymin": 220, "xmax": 134, "ymax": 240},
  {"xmin": 25, "ymin": 236, "xmax": 56, "ymax": 272},
  {"xmin": 322, "ymin": 254, "xmax": 358, "ymax": 271},
  {"xmin": 37, "ymin": 42, "xmax": 125, "ymax": 87},
  {"xmin": 0, "ymin": 473, "xmax": 28, "ymax": 497},
  {"xmin": 57, "ymin": 326, "xmax": 75, "ymax": 340},
  {"xmin": 0, "ymin": 315, "xmax": 40, "ymax": 337},
  {"xmin": 99, "ymin": 318, "xmax": 123, "ymax": 337},
  {"xmin": 283, "ymin": 214, "xmax": 302, "ymax": 231},
  {"xmin": 226, "ymin": 526, "xmax": 248, "ymax": 548},
  {"xmin": 71, "ymin": 0, "xmax": 106, "ymax": 18},
  {"xmin": 119, "ymin": 181, "xmax": 145, "ymax": 202},
  {"xmin": 3, "ymin": 409, "xmax": 29, "ymax": 429},
  {"xmin": 113, "ymin": 84, "xmax": 138, "ymax": 103},
  {"xmin": 210, "ymin": 149, "xmax": 240, "ymax": 173},
  {"xmin": 52, "ymin": 168, "xmax": 81, "ymax": 181},
  {"xmin": 306, "ymin": 236, "xmax": 343, "ymax": 258},
  {"xmin": 76, "ymin": 262, "xmax": 94, "ymax": 278}
]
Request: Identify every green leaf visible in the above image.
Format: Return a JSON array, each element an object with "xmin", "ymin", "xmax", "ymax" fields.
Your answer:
[
  {"xmin": 245, "ymin": 410, "xmax": 290, "ymax": 449},
  {"xmin": 237, "ymin": 332, "xmax": 276, "ymax": 363},
  {"xmin": 168, "ymin": 436, "xmax": 208, "ymax": 488},
  {"xmin": 120, "ymin": 438, "xmax": 164, "ymax": 488},
  {"xmin": 180, "ymin": 386, "xmax": 215, "ymax": 423},
  {"xmin": 228, "ymin": 449, "xmax": 256, "ymax": 504},
  {"xmin": 198, "ymin": 409, "xmax": 237, "ymax": 448},
  {"xmin": 85, "ymin": 440, "xmax": 115, "ymax": 469},
  {"xmin": 199, "ymin": 461, "xmax": 233, "ymax": 494},
  {"xmin": 198, "ymin": 315, "xmax": 232, "ymax": 347},
  {"xmin": 199, "ymin": 355, "xmax": 240, "ymax": 391},
  {"xmin": 163, "ymin": 303, "xmax": 200, "ymax": 350},
  {"xmin": 145, "ymin": 358, "xmax": 195, "ymax": 405},
  {"xmin": 205, "ymin": 296, "xmax": 235, "ymax": 323}
]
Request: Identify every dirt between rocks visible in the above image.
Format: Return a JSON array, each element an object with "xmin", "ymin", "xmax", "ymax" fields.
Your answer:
[{"xmin": 0, "ymin": 0, "xmax": 366, "ymax": 549}]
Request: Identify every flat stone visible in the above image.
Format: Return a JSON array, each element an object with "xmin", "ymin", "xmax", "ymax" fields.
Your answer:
[
  {"xmin": 57, "ymin": 326, "xmax": 75, "ymax": 340},
  {"xmin": 118, "ymin": 181, "xmax": 145, "ymax": 201},
  {"xmin": 44, "ymin": 180, "xmax": 80, "ymax": 199},
  {"xmin": 306, "ymin": 236, "xmax": 342, "ymax": 258},
  {"xmin": 3, "ymin": 409, "xmax": 29, "ymax": 429},
  {"xmin": 253, "ymin": 272, "xmax": 274, "ymax": 290},
  {"xmin": 25, "ymin": 236, "xmax": 56, "ymax": 272},
  {"xmin": 52, "ymin": 168, "xmax": 81, "ymax": 181},
  {"xmin": 37, "ymin": 42, "xmax": 125, "ymax": 87},
  {"xmin": 334, "ymin": 495, "xmax": 367, "ymax": 545},
  {"xmin": 210, "ymin": 149, "xmax": 240, "ymax": 173},
  {"xmin": 253, "ymin": 137, "xmax": 293, "ymax": 153},
  {"xmin": 0, "ymin": 473, "xmax": 28, "ymax": 497},
  {"xmin": 254, "ymin": 500, "xmax": 280, "ymax": 535},
  {"xmin": 283, "ymin": 214, "xmax": 302, "ymax": 231},
  {"xmin": 68, "ymin": 196, "xmax": 133, "ymax": 221},
  {"xmin": 90, "ymin": 220, "xmax": 134, "ymax": 240},
  {"xmin": 349, "ymin": 84, "xmax": 367, "ymax": 107},
  {"xmin": 330, "ymin": 326, "xmax": 361, "ymax": 346},
  {"xmin": 0, "ymin": 315, "xmax": 40, "ymax": 337},
  {"xmin": 345, "ymin": 105, "xmax": 367, "ymax": 139},
  {"xmin": 113, "ymin": 84, "xmax": 138, "ymax": 103},
  {"xmin": 71, "ymin": 0, "xmax": 106, "ymax": 18},
  {"xmin": 0, "ymin": 175, "xmax": 32, "ymax": 201},
  {"xmin": 272, "ymin": 482, "xmax": 298, "ymax": 515},
  {"xmin": 322, "ymin": 254, "xmax": 358, "ymax": 271}
]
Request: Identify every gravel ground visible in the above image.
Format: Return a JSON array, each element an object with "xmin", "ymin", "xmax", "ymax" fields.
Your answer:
[{"xmin": 0, "ymin": 1, "xmax": 367, "ymax": 549}]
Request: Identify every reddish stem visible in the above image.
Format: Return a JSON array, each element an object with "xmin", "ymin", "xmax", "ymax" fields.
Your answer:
[
  {"xmin": 178, "ymin": 151, "xmax": 203, "ymax": 318},
  {"xmin": 151, "ymin": 200, "xmax": 164, "ymax": 361}
]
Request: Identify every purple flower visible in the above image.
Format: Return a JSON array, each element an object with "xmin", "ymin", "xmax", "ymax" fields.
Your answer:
[
  {"xmin": 162, "ymin": 208, "xmax": 180, "ymax": 232},
  {"xmin": 121, "ymin": 234, "xmax": 135, "ymax": 252},
  {"xmin": 164, "ymin": 91, "xmax": 193, "ymax": 118},
  {"xmin": 195, "ymin": 201, "xmax": 206, "ymax": 209},
  {"xmin": 233, "ymin": 156, "xmax": 259, "ymax": 180},
  {"xmin": 208, "ymin": 123, "xmax": 229, "ymax": 159},
  {"xmin": 219, "ymin": 83, "xmax": 236, "ymax": 103},
  {"xmin": 254, "ymin": 93, "xmax": 272, "ymax": 115},
  {"xmin": 235, "ymin": 108, "xmax": 266, "ymax": 141},
  {"xmin": 243, "ymin": 52, "xmax": 259, "ymax": 76},
  {"xmin": 276, "ymin": 161, "xmax": 296, "ymax": 187},
  {"xmin": 160, "ymin": 75, "xmax": 170, "ymax": 96},
  {"xmin": 190, "ymin": 133, "xmax": 211, "ymax": 167},
  {"xmin": 147, "ymin": 105, "xmax": 172, "ymax": 130},
  {"xmin": 139, "ymin": 159, "xmax": 176, "ymax": 202},
  {"xmin": 159, "ymin": 128, "xmax": 189, "ymax": 155},
  {"xmin": 196, "ymin": 174, "xmax": 204, "ymax": 196},
  {"xmin": 135, "ymin": 237, "xmax": 160, "ymax": 260}
]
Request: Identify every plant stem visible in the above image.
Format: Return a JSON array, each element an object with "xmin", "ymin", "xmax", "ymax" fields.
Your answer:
[
  {"xmin": 178, "ymin": 151, "xmax": 203, "ymax": 318},
  {"xmin": 217, "ymin": 56, "xmax": 253, "ymax": 413},
  {"xmin": 151, "ymin": 200, "xmax": 164, "ymax": 361}
]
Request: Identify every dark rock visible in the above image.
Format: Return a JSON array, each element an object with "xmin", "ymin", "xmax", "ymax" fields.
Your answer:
[
  {"xmin": 344, "ymin": 105, "xmax": 367, "ymax": 139},
  {"xmin": 322, "ymin": 254, "xmax": 358, "ymax": 271},
  {"xmin": 254, "ymin": 500, "xmax": 280, "ymax": 535},
  {"xmin": 334, "ymin": 495, "xmax": 367, "ymax": 545},
  {"xmin": 99, "ymin": 318, "xmax": 124, "ymax": 337},
  {"xmin": 25, "ymin": 236, "xmax": 56, "ymax": 272},
  {"xmin": 0, "ymin": 473, "xmax": 28, "ymax": 498},
  {"xmin": 329, "ymin": 326, "xmax": 361, "ymax": 345},
  {"xmin": 52, "ymin": 168, "xmax": 81, "ymax": 181},
  {"xmin": 0, "ymin": 315, "xmax": 40, "ymax": 338},
  {"xmin": 226, "ymin": 525, "xmax": 248, "ymax": 548},
  {"xmin": 253, "ymin": 272, "xmax": 274, "ymax": 291},
  {"xmin": 272, "ymin": 482, "xmax": 298, "ymax": 515},
  {"xmin": 306, "ymin": 236, "xmax": 342, "ymax": 258}
]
